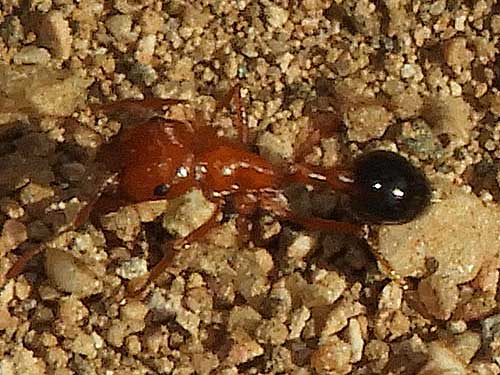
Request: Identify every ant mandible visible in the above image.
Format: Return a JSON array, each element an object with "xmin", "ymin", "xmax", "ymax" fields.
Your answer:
[{"xmin": 6, "ymin": 87, "xmax": 432, "ymax": 293}]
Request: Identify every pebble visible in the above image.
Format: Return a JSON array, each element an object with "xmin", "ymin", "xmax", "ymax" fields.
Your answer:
[{"xmin": 13, "ymin": 46, "xmax": 51, "ymax": 65}]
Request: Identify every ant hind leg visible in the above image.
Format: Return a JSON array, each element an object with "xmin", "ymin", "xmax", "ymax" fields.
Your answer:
[
  {"xmin": 231, "ymin": 192, "xmax": 261, "ymax": 245},
  {"xmin": 216, "ymin": 84, "xmax": 249, "ymax": 145},
  {"xmin": 6, "ymin": 172, "xmax": 119, "ymax": 280}
]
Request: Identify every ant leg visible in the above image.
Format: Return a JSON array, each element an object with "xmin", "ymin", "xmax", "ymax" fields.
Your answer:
[
  {"xmin": 280, "ymin": 210, "xmax": 361, "ymax": 236},
  {"xmin": 6, "ymin": 198, "xmax": 94, "ymax": 279},
  {"xmin": 230, "ymin": 86, "xmax": 248, "ymax": 145},
  {"xmin": 127, "ymin": 203, "xmax": 222, "ymax": 296},
  {"xmin": 231, "ymin": 192, "xmax": 260, "ymax": 245},
  {"xmin": 71, "ymin": 172, "xmax": 121, "ymax": 225},
  {"xmin": 217, "ymin": 85, "xmax": 249, "ymax": 145},
  {"xmin": 259, "ymin": 190, "xmax": 361, "ymax": 236},
  {"xmin": 296, "ymin": 110, "xmax": 344, "ymax": 162},
  {"xmin": 294, "ymin": 127, "xmax": 321, "ymax": 163},
  {"xmin": 5, "ymin": 245, "xmax": 44, "ymax": 279},
  {"xmin": 191, "ymin": 110, "xmax": 209, "ymax": 133},
  {"xmin": 6, "ymin": 172, "xmax": 119, "ymax": 279},
  {"xmin": 286, "ymin": 163, "xmax": 354, "ymax": 193},
  {"xmin": 299, "ymin": 92, "xmax": 395, "ymax": 161},
  {"xmin": 91, "ymin": 98, "xmax": 185, "ymax": 117},
  {"xmin": 217, "ymin": 85, "xmax": 239, "ymax": 111}
]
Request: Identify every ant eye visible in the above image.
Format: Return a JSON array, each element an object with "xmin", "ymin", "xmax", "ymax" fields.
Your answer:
[
  {"xmin": 153, "ymin": 183, "xmax": 170, "ymax": 197},
  {"xmin": 350, "ymin": 150, "xmax": 432, "ymax": 224}
]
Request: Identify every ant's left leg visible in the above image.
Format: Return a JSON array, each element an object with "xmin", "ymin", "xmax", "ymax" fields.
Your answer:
[
  {"xmin": 189, "ymin": 85, "xmax": 248, "ymax": 144},
  {"xmin": 216, "ymin": 84, "xmax": 249, "ymax": 145},
  {"xmin": 127, "ymin": 201, "xmax": 222, "ymax": 296},
  {"xmin": 258, "ymin": 190, "xmax": 362, "ymax": 236}
]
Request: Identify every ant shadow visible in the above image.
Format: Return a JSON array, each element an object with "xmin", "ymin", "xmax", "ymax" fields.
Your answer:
[{"xmin": 0, "ymin": 119, "xmax": 107, "ymax": 278}]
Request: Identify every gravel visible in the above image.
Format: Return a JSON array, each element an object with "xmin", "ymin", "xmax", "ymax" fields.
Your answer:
[{"xmin": 0, "ymin": 1, "xmax": 499, "ymax": 374}]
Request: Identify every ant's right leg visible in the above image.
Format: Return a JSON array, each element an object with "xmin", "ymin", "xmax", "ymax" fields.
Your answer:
[
  {"xmin": 285, "ymin": 163, "xmax": 354, "ymax": 193},
  {"xmin": 295, "ymin": 110, "xmax": 344, "ymax": 162},
  {"xmin": 90, "ymin": 98, "xmax": 185, "ymax": 116}
]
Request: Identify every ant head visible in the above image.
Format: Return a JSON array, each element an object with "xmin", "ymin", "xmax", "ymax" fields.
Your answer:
[{"xmin": 349, "ymin": 150, "xmax": 432, "ymax": 224}]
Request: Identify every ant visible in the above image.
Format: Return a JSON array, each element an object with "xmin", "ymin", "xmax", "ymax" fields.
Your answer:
[{"xmin": 5, "ymin": 88, "xmax": 432, "ymax": 294}]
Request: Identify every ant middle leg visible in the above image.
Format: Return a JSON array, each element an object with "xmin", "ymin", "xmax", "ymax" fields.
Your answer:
[
  {"xmin": 6, "ymin": 244, "xmax": 45, "ymax": 279},
  {"xmin": 295, "ymin": 109, "xmax": 344, "ymax": 162},
  {"xmin": 285, "ymin": 163, "xmax": 354, "ymax": 193},
  {"xmin": 127, "ymin": 201, "xmax": 222, "ymax": 296},
  {"xmin": 258, "ymin": 190, "xmax": 362, "ymax": 236}
]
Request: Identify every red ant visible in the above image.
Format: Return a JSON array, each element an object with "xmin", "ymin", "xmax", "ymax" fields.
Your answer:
[{"xmin": 6, "ymin": 88, "xmax": 431, "ymax": 293}]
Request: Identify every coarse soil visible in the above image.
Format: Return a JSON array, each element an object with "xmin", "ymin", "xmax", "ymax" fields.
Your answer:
[{"xmin": 0, "ymin": 1, "xmax": 500, "ymax": 375}]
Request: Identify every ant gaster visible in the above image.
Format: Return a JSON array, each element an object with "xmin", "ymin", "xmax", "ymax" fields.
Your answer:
[{"xmin": 6, "ymin": 89, "xmax": 432, "ymax": 292}]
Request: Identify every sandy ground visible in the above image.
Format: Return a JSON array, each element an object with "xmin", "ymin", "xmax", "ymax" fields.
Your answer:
[{"xmin": 0, "ymin": 1, "xmax": 500, "ymax": 374}]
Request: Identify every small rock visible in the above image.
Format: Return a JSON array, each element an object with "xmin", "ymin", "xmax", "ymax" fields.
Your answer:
[
  {"xmin": 265, "ymin": 3, "xmax": 289, "ymax": 28},
  {"xmin": 423, "ymin": 95, "xmax": 472, "ymax": 149},
  {"xmin": 115, "ymin": 257, "xmax": 148, "ymax": 280},
  {"xmin": 443, "ymin": 37, "xmax": 474, "ymax": 72},
  {"xmin": 106, "ymin": 14, "xmax": 138, "ymax": 43},
  {"xmin": 348, "ymin": 318, "xmax": 364, "ymax": 363},
  {"xmin": 226, "ymin": 329, "xmax": 264, "ymax": 366},
  {"xmin": 283, "ymin": 229, "xmax": 315, "ymax": 259},
  {"xmin": 162, "ymin": 189, "xmax": 216, "ymax": 238},
  {"xmin": 255, "ymin": 319, "xmax": 288, "ymax": 345},
  {"xmin": 24, "ymin": 70, "xmax": 92, "ymax": 116},
  {"xmin": 233, "ymin": 249, "xmax": 273, "ymax": 299},
  {"xmin": 19, "ymin": 183, "xmax": 54, "ymax": 205},
  {"xmin": 346, "ymin": 104, "xmax": 393, "ymax": 142},
  {"xmin": 378, "ymin": 183, "xmax": 500, "ymax": 320},
  {"xmin": 302, "ymin": 270, "xmax": 346, "ymax": 308},
  {"xmin": 71, "ymin": 332, "xmax": 97, "ymax": 359},
  {"xmin": 101, "ymin": 205, "xmax": 141, "ymax": 242},
  {"xmin": 45, "ymin": 248, "xmax": 102, "ymax": 297},
  {"xmin": 378, "ymin": 184, "xmax": 500, "ymax": 283},
  {"xmin": 13, "ymin": 46, "xmax": 51, "ymax": 65},
  {"xmin": 417, "ymin": 341, "xmax": 467, "ymax": 375},
  {"xmin": 33, "ymin": 11, "xmax": 73, "ymax": 60},
  {"xmin": 288, "ymin": 306, "xmax": 311, "ymax": 340},
  {"xmin": 311, "ymin": 335, "xmax": 352, "ymax": 374},
  {"xmin": 135, "ymin": 35, "xmax": 156, "ymax": 65}
]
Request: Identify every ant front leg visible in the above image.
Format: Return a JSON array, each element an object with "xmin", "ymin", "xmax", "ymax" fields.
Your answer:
[
  {"xmin": 259, "ymin": 190, "xmax": 362, "ymax": 237},
  {"xmin": 295, "ymin": 108, "xmax": 344, "ymax": 162}
]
